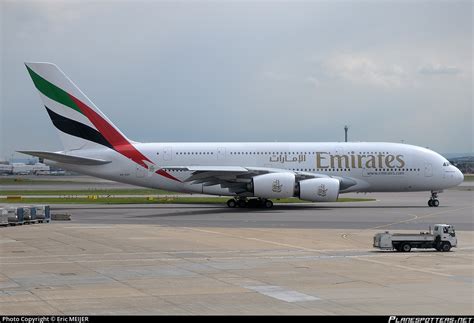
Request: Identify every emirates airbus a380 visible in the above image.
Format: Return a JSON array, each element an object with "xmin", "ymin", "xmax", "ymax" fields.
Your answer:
[{"xmin": 20, "ymin": 62, "xmax": 464, "ymax": 208}]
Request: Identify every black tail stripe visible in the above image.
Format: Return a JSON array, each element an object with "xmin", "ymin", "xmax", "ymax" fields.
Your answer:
[{"xmin": 45, "ymin": 106, "xmax": 114, "ymax": 150}]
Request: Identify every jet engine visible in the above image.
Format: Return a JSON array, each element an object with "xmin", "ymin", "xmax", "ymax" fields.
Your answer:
[
  {"xmin": 251, "ymin": 173, "xmax": 296, "ymax": 199},
  {"xmin": 298, "ymin": 178, "xmax": 340, "ymax": 202}
]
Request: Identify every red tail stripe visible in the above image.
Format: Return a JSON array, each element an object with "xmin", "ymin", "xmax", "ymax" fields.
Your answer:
[
  {"xmin": 156, "ymin": 169, "xmax": 181, "ymax": 181},
  {"xmin": 68, "ymin": 94, "xmax": 181, "ymax": 182}
]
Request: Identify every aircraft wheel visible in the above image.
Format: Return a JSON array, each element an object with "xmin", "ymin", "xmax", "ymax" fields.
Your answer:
[
  {"xmin": 238, "ymin": 199, "xmax": 247, "ymax": 208},
  {"xmin": 264, "ymin": 199, "xmax": 273, "ymax": 209},
  {"xmin": 428, "ymin": 191, "xmax": 439, "ymax": 207},
  {"xmin": 227, "ymin": 199, "xmax": 237, "ymax": 208}
]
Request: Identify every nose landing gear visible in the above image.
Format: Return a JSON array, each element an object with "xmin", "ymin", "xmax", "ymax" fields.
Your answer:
[{"xmin": 428, "ymin": 191, "xmax": 440, "ymax": 207}]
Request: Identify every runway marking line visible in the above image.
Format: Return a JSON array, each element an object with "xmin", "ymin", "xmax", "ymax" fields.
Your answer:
[
  {"xmin": 1, "ymin": 251, "xmax": 469, "ymax": 266},
  {"xmin": 367, "ymin": 206, "xmax": 473, "ymax": 231},
  {"xmin": 0, "ymin": 245, "xmax": 393, "ymax": 260},
  {"xmin": 182, "ymin": 227, "xmax": 323, "ymax": 253},
  {"xmin": 355, "ymin": 257, "xmax": 453, "ymax": 278}
]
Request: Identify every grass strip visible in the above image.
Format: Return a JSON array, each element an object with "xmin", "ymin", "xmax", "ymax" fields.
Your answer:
[
  {"xmin": 0, "ymin": 197, "xmax": 375, "ymax": 204},
  {"xmin": 0, "ymin": 189, "xmax": 173, "ymax": 196}
]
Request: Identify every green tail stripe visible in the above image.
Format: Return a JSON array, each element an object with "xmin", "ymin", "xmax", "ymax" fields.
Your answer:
[{"xmin": 26, "ymin": 65, "xmax": 83, "ymax": 115}]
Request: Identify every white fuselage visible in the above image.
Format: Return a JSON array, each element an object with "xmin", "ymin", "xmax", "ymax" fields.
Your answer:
[
  {"xmin": 23, "ymin": 62, "xmax": 464, "ymax": 203},
  {"xmin": 50, "ymin": 142, "xmax": 464, "ymax": 196}
]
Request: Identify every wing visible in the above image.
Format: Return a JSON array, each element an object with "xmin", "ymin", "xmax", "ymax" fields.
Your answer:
[{"xmin": 163, "ymin": 165, "xmax": 355, "ymax": 194}]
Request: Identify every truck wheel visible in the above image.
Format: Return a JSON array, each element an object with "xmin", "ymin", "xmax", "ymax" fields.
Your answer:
[
  {"xmin": 441, "ymin": 242, "xmax": 451, "ymax": 252},
  {"xmin": 401, "ymin": 243, "xmax": 411, "ymax": 252}
]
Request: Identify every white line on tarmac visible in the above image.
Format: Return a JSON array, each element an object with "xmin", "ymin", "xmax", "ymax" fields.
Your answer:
[
  {"xmin": 2, "ymin": 250, "xmax": 470, "ymax": 266},
  {"xmin": 355, "ymin": 257, "xmax": 454, "ymax": 278},
  {"xmin": 0, "ymin": 250, "xmax": 249, "ymax": 259},
  {"xmin": 243, "ymin": 285, "xmax": 320, "ymax": 303},
  {"xmin": 367, "ymin": 206, "xmax": 473, "ymax": 231},
  {"xmin": 182, "ymin": 227, "xmax": 323, "ymax": 253},
  {"xmin": 61, "ymin": 226, "xmax": 117, "ymax": 229}
]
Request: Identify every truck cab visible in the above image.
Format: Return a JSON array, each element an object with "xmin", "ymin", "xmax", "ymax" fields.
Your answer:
[{"xmin": 433, "ymin": 224, "xmax": 457, "ymax": 251}]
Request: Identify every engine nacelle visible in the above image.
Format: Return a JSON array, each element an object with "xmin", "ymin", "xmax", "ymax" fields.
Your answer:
[
  {"xmin": 252, "ymin": 173, "xmax": 296, "ymax": 199},
  {"xmin": 299, "ymin": 178, "xmax": 340, "ymax": 202}
]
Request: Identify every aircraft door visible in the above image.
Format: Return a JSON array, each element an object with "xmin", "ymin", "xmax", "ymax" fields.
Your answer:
[
  {"xmin": 163, "ymin": 147, "xmax": 172, "ymax": 161},
  {"xmin": 217, "ymin": 147, "xmax": 226, "ymax": 160},
  {"xmin": 424, "ymin": 162, "xmax": 433, "ymax": 177}
]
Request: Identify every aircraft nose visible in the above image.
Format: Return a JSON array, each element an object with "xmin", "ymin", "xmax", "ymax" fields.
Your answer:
[{"xmin": 455, "ymin": 167, "xmax": 464, "ymax": 185}]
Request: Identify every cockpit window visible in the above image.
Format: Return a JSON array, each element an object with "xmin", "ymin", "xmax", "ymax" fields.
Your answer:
[{"xmin": 442, "ymin": 162, "xmax": 451, "ymax": 166}]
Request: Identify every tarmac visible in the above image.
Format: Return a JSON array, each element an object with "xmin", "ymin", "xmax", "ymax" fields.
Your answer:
[{"xmin": 0, "ymin": 188, "xmax": 473, "ymax": 315}]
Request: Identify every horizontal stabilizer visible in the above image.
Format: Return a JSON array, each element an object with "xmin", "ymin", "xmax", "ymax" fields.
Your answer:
[{"xmin": 18, "ymin": 151, "xmax": 111, "ymax": 165}]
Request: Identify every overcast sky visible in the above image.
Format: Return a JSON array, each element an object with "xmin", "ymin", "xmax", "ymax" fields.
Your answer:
[{"xmin": 1, "ymin": 0, "xmax": 472, "ymax": 160}]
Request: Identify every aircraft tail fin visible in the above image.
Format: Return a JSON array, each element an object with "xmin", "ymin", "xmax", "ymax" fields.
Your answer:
[
  {"xmin": 25, "ymin": 62, "xmax": 170, "ymax": 173},
  {"xmin": 25, "ymin": 62, "xmax": 131, "ymax": 152}
]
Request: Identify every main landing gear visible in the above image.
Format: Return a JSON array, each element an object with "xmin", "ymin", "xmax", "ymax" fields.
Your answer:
[
  {"xmin": 226, "ymin": 198, "xmax": 273, "ymax": 209},
  {"xmin": 428, "ymin": 191, "xmax": 440, "ymax": 207}
]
